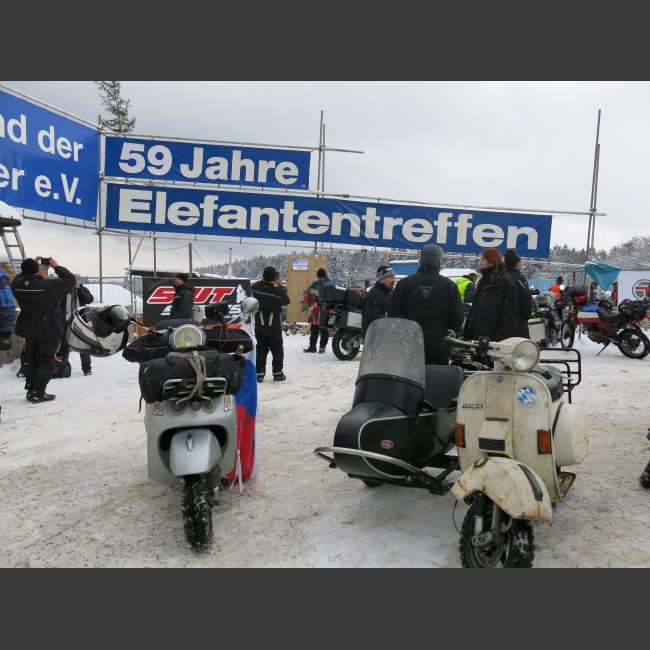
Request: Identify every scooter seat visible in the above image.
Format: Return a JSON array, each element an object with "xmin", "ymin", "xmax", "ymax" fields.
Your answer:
[
  {"xmin": 596, "ymin": 308, "xmax": 624, "ymax": 325},
  {"xmin": 424, "ymin": 365, "xmax": 464, "ymax": 410},
  {"xmin": 530, "ymin": 366, "xmax": 564, "ymax": 402}
]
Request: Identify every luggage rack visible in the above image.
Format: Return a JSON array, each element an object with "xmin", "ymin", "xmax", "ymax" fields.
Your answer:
[
  {"xmin": 162, "ymin": 377, "xmax": 227, "ymax": 402},
  {"xmin": 538, "ymin": 348, "xmax": 582, "ymax": 403}
]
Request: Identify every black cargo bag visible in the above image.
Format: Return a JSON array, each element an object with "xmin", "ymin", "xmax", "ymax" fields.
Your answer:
[
  {"xmin": 123, "ymin": 325, "xmax": 253, "ymax": 363},
  {"xmin": 138, "ymin": 349, "xmax": 246, "ymax": 403},
  {"xmin": 52, "ymin": 357, "xmax": 72, "ymax": 379}
]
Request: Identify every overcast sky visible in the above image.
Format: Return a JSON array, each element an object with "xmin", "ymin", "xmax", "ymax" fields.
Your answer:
[{"xmin": 2, "ymin": 81, "xmax": 649, "ymax": 276}]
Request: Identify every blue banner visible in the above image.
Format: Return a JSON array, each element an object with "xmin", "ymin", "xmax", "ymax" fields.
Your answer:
[
  {"xmin": 105, "ymin": 184, "xmax": 553, "ymax": 257},
  {"xmin": 104, "ymin": 136, "xmax": 311, "ymax": 190},
  {"xmin": 0, "ymin": 89, "xmax": 99, "ymax": 220}
]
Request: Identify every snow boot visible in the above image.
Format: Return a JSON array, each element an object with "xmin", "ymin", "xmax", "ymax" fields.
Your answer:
[
  {"xmin": 257, "ymin": 372, "xmax": 265, "ymax": 383},
  {"xmin": 273, "ymin": 372, "xmax": 286, "ymax": 382},
  {"xmin": 303, "ymin": 346, "xmax": 317, "ymax": 353},
  {"xmin": 83, "ymin": 370, "xmax": 92, "ymax": 376},
  {"xmin": 319, "ymin": 348, "xmax": 326, "ymax": 354},
  {"xmin": 640, "ymin": 460, "xmax": 650, "ymax": 489},
  {"xmin": 25, "ymin": 391, "xmax": 33, "ymax": 401},
  {"xmin": 29, "ymin": 393, "xmax": 56, "ymax": 404}
]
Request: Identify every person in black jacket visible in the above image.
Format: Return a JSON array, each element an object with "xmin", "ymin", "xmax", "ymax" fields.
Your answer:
[
  {"xmin": 58, "ymin": 280, "xmax": 95, "ymax": 376},
  {"xmin": 503, "ymin": 249, "xmax": 533, "ymax": 338},
  {"xmin": 252, "ymin": 266, "xmax": 291, "ymax": 382},
  {"xmin": 463, "ymin": 248, "xmax": 518, "ymax": 344},
  {"xmin": 388, "ymin": 244, "xmax": 464, "ymax": 365},
  {"xmin": 362, "ymin": 265, "xmax": 395, "ymax": 336},
  {"xmin": 11, "ymin": 257, "xmax": 76, "ymax": 403},
  {"xmin": 169, "ymin": 273, "xmax": 195, "ymax": 319}
]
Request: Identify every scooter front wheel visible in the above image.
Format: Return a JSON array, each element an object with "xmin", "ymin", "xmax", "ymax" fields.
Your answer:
[
  {"xmin": 459, "ymin": 500, "xmax": 534, "ymax": 568},
  {"xmin": 181, "ymin": 474, "xmax": 212, "ymax": 553}
]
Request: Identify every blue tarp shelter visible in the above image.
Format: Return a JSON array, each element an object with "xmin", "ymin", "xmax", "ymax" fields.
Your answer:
[{"xmin": 585, "ymin": 262, "xmax": 622, "ymax": 290}]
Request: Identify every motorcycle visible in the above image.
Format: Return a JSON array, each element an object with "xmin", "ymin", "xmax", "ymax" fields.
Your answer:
[
  {"xmin": 314, "ymin": 318, "xmax": 587, "ymax": 568},
  {"xmin": 560, "ymin": 286, "xmax": 650, "ymax": 359},
  {"xmin": 70, "ymin": 299, "xmax": 259, "ymax": 553},
  {"xmin": 528, "ymin": 291, "xmax": 561, "ymax": 348},
  {"xmin": 319, "ymin": 285, "xmax": 364, "ymax": 361}
]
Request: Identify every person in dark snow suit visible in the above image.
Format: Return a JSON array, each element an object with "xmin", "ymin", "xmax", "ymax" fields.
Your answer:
[
  {"xmin": 388, "ymin": 245, "xmax": 464, "ymax": 365},
  {"xmin": 252, "ymin": 266, "xmax": 291, "ymax": 382},
  {"xmin": 362, "ymin": 266, "xmax": 395, "ymax": 336},
  {"xmin": 503, "ymin": 248, "xmax": 533, "ymax": 339},
  {"xmin": 11, "ymin": 257, "xmax": 76, "ymax": 402},
  {"xmin": 169, "ymin": 273, "xmax": 195, "ymax": 320},
  {"xmin": 463, "ymin": 248, "xmax": 518, "ymax": 344},
  {"xmin": 58, "ymin": 280, "xmax": 95, "ymax": 375}
]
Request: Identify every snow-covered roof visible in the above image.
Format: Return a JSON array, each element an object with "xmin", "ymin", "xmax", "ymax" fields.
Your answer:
[{"xmin": 0, "ymin": 201, "xmax": 23, "ymax": 226}]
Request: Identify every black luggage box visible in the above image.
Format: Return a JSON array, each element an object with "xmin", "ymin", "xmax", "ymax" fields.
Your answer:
[
  {"xmin": 321, "ymin": 285, "xmax": 347, "ymax": 303},
  {"xmin": 139, "ymin": 349, "xmax": 246, "ymax": 403}
]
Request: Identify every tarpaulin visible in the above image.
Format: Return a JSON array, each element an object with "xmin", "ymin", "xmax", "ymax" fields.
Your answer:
[{"xmin": 585, "ymin": 262, "xmax": 622, "ymax": 291}]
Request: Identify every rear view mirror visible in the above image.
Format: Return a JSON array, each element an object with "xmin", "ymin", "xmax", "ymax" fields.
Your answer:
[{"xmin": 240, "ymin": 297, "xmax": 259, "ymax": 315}]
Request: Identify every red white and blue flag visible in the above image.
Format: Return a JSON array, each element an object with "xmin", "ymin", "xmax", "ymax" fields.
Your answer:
[{"xmin": 228, "ymin": 320, "xmax": 258, "ymax": 491}]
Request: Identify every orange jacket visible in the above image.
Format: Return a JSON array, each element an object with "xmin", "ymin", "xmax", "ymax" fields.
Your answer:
[{"xmin": 550, "ymin": 283, "xmax": 562, "ymax": 298}]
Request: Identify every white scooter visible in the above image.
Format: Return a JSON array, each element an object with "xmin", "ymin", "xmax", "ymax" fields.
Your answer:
[
  {"xmin": 124, "ymin": 298, "xmax": 259, "ymax": 552},
  {"xmin": 445, "ymin": 335, "xmax": 588, "ymax": 568}
]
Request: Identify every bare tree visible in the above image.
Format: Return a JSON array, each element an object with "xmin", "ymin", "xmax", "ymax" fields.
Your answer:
[{"xmin": 95, "ymin": 81, "xmax": 136, "ymax": 133}]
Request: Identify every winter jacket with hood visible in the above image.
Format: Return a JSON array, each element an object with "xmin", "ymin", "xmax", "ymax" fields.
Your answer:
[
  {"xmin": 387, "ymin": 266, "xmax": 464, "ymax": 352},
  {"xmin": 169, "ymin": 283, "xmax": 195, "ymax": 319},
  {"xmin": 362, "ymin": 281, "xmax": 392, "ymax": 335},
  {"xmin": 504, "ymin": 266, "xmax": 533, "ymax": 338},
  {"xmin": 0, "ymin": 267, "xmax": 16, "ymax": 334},
  {"xmin": 11, "ymin": 265, "xmax": 76, "ymax": 340},
  {"xmin": 463, "ymin": 266, "xmax": 518, "ymax": 342}
]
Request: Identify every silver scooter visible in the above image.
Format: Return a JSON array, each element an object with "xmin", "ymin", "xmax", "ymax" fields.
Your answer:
[{"xmin": 126, "ymin": 298, "xmax": 259, "ymax": 552}]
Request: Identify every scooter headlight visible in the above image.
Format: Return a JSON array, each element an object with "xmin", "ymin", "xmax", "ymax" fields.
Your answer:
[
  {"xmin": 511, "ymin": 340, "xmax": 540, "ymax": 372},
  {"xmin": 169, "ymin": 325, "xmax": 207, "ymax": 350}
]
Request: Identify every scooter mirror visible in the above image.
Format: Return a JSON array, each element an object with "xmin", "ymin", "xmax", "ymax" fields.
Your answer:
[{"xmin": 240, "ymin": 297, "xmax": 259, "ymax": 315}]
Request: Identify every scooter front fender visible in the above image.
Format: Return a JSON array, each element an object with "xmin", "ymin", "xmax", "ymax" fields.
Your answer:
[
  {"xmin": 170, "ymin": 428, "xmax": 222, "ymax": 477},
  {"xmin": 450, "ymin": 457, "xmax": 553, "ymax": 524}
]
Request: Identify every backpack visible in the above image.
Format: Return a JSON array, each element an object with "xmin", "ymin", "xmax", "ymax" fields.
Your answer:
[{"xmin": 52, "ymin": 356, "xmax": 72, "ymax": 379}]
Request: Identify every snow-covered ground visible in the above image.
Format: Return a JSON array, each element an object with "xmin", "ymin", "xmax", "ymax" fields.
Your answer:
[{"xmin": 1, "ymin": 331, "xmax": 649, "ymax": 568}]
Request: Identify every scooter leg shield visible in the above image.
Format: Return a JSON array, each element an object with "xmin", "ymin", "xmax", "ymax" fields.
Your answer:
[
  {"xmin": 170, "ymin": 428, "xmax": 222, "ymax": 477},
  {"xmin": 450, "ymin": 457, "xmax": 553, "ymax": 524}
]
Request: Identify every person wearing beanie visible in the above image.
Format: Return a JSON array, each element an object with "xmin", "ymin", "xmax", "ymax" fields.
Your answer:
[
  {"xmin": 388, "ymin": 244, "xmax": 464, "ymax": 365},
  {"xmin": 362, "ymin": 265, "xmax": 395, "ymax": 336},
  {"xmin": 303, "ymin": 268, "xmax": 334, "ymax": 353},
  {"xmin": 503, "ymin": 248, "xmax": 533, "ymax": 338},
  {"xmin": 550, "ymin": 276, "xmax": 564, "ymax": 299},
  {"xmin": 463, "ymin": 248, "xmax": 518, "ymax": 344},
  {"xmin": 169, "ymin": 272, "xmax": 195, "ymax": 320},
  {"xmin": 251, "ymin": 266, "xmax": 291, "ymax": 381},
  {"xmin": 11, "ymin": 256, "xmax": 77, "ymax": 403}
]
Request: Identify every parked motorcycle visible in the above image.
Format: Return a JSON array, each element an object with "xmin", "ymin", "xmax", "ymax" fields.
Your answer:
[
  {"xmin": 560, "ymin": 287, "xmax": 650, "ymax": 359},
  {"xmin": 319, "ymin": 285, "xmax": 364, "ymax": 361},
  {"xmin": 314, "ymin": 318, "xmax": 587, "ymax": 568},
  {"xmin": 528, "ymin": 292, "xmax": 561, "ymax": 348},
  {"xmin": 71, "ymin": 299, "xmax": 259, "ymax": 553}
]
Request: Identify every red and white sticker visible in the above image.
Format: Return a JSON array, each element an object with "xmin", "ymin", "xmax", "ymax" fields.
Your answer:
[
  {"xmin": 380, "ymin": 440, "xmax": 394, "ymax": 449},
  {"xmin": 147, "ymin": 286, "xmax": 235, "ymax": 305}
]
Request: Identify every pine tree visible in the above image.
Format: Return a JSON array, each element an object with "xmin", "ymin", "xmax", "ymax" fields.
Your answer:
[{"xmin": 95, "ymin": 81, "xmax": 136, "ymax": 133}]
